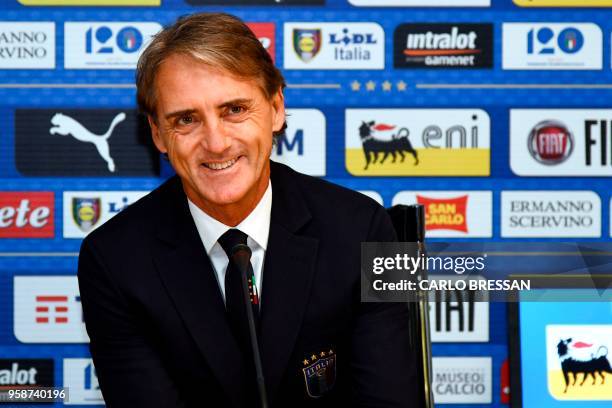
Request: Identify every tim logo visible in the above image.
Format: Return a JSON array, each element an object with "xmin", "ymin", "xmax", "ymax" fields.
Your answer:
[
  {"xmin": 14, "ymin": 276, "xmax": 89, "ymax": 343},
  {"xmin": 358, "ymin": 121, "xmax": 418, "ymax": 170},
  {"xmin": 50, "ymin": 112, "xmax": 126, "ymax": 172},
  {"xmin": 15, "ymin": 109, "xmax": 159, "ymax": 177},
  {"xmin": 35, "ymin": 295, "xmax": 72, "ymax": 324},
  {"xmin": 546, "ymin": 325, "xmax": 612, "ymax": 400},
  {"xmin": 270, "ymin": 109, "xmax": 326, "ymax": 177}
]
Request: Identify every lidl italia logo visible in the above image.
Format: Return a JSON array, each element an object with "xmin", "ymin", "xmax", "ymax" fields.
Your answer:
[{"xmin": 345, "ymin": 109, "xmax": 490, "ymax": 176}]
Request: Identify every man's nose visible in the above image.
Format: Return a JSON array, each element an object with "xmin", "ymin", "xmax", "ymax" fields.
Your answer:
[{"xmin": 199, "ymin": 119, "xmax": 231, "ymax": 154}]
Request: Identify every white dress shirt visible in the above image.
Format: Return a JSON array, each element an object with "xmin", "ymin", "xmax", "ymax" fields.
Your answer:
[{"xmin": 187, "ymin": 181, "xmax": 272, "ymax": 303}]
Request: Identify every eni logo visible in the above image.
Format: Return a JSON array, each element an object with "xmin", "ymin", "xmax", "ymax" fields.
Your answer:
[{"xmin": 49, "ymin": 112, "xmax": 126, "ymax": 172}]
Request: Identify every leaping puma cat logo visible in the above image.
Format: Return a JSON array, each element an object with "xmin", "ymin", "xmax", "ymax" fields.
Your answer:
[{"xmin": 49, "ymin": 112, "xmax": 126, "ymax": 172}]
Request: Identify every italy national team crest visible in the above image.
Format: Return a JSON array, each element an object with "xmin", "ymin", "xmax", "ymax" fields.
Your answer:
[
  {"xmin": 293, "ymin": 29, "xmax": 322, "ymax": 62},
  {"xmin": 72, "ymin": 197, "xmax": 101, "ymax": 232},
  {"xmin": 302, "ymin": 349, "xmax": 336, "ymax": 398}
]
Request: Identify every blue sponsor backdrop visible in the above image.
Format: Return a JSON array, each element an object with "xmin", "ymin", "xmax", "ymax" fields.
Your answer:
[{"xmin": 0, "ymin": 0, "xmax": 611, "ymax": 407}]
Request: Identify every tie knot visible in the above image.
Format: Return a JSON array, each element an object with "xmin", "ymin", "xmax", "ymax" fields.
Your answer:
[{"xmin": 218, "ymin": 228, "xmax": 248, "ymax": 257}]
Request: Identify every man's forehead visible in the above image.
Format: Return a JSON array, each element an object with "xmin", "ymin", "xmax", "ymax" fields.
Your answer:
[
  {"xmin": 158, "ymin": 54, "xmax": 258, "ymax": 88},
  {"xmin": 154, "ymin": 55, "xmax": 264, "ymax": 107}
]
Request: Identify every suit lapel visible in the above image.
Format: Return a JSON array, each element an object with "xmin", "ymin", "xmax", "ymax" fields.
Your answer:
[
  {"xmin": 260, "ymin": 162, "xmax": 319, "ymax": 401},
  {"xmin": 151, "ymin": 177, "xmax": 247, "ymax": 408}
]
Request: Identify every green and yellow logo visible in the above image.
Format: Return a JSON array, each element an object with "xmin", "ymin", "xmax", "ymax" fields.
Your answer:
[
  {"xmin": 345, "ymin": 109, "xmax": 490, "ymax": 177},
  {"xmin": 18, "ymin": 0, "xmax": 160, "ymax": 5}
]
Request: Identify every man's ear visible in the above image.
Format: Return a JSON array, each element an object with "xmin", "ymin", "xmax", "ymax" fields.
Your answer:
[
  {"xmin": 148, "ymin": 115, "xmax": 167, "ymax": 154},
  {"xmin": 271, "ymin": 89, "xmax": 286, "ymax": 133}
]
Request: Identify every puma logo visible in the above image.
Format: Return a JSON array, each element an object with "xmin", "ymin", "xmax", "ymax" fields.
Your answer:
[{"xmin": 49, "ymin": 112, "xmax": 126, "ymax": 172}]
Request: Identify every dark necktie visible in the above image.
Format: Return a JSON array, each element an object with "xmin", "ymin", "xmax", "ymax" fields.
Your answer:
[{"xmin": 218, "ymin": 229, "xmax": 260, "ymax": 356}]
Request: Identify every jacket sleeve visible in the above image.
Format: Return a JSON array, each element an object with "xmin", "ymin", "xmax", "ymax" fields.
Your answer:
[
  {"xmin": 349, "ymin": 205, "xmax": 420, "ymax": 407},
  {"xmin": 77, "ymin": 237, "xmax": 186, "ymax": 408}
]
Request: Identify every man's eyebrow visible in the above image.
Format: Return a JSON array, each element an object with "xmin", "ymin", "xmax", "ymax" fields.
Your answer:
[
  {"xmin": 164, "ymin": 109, "xmax": 196, "ymax": 121},
  {"xmin": 217, "ymin": 98, "xmax": 253, "ymax": 109}
]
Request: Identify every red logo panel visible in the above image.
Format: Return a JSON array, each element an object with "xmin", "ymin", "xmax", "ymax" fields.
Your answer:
[
  {"xmin": 0, "ymin": 192, "xmax": 54, "ymax": 238},
  {"xmin": 417, "ymin": 195, "xmax": 469, "ymax": 233},
  {"xmin": 247, "ymin": 23, "xmax": 276, "ymax": 63}
]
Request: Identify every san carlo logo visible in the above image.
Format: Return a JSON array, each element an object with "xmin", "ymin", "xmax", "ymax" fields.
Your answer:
[
  {"xmin": 392, "ymin": 191, "xmax": 492, "ymax": 237},
  {"xmin": 527, "ymin": 121, "xmax": 574, "ymax": 165}
]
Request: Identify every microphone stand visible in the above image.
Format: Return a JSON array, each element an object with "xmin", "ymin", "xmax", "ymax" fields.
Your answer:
[{"xmin": 230, "ymin": 244, "xmax": 269, "ymax": 408}]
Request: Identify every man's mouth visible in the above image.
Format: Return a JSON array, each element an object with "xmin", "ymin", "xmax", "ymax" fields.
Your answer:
[{"xmin": 202, "ymin": 157, "xmax": 239, "ymax": 171}]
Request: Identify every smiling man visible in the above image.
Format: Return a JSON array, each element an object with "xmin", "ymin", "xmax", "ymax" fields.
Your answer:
[{"xmin": 77, "ymin": 12, "xmax": 417, "ymax": 408}]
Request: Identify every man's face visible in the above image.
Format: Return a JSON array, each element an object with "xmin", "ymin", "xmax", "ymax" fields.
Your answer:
[{"xmin": 149, "ymin": 54, "xmax": 284, "ymax": 219}]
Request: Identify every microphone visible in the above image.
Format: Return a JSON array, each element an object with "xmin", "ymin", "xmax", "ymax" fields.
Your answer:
[{"xmin": 229, "ymin": 244, "xmax": 269, "ymax": 408}]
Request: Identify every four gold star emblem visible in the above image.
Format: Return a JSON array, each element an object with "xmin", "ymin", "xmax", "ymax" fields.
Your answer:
[{"xmin": 349, "ymin": 80, "xmax": 408, "ymax": 92}]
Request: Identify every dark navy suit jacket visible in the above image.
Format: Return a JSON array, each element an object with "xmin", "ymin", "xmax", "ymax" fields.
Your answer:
[{"xmin": 77, "ymin": 161, "xmax": 418, "ymax": 407}]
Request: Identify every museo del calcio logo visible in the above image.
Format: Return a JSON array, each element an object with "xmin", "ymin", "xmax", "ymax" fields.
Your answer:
[
  {"xmin": 284, "ymin": 22, "xmax": 384, "ymax": 69},
  {"xmin": 345, "ymin": 109, "xmax": 490, "ymax": 176}
]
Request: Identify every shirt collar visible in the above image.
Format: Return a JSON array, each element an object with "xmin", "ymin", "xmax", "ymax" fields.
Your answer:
[{"xmin": 187, "ymin": 180, "xmax": 272, "ymax": 254}]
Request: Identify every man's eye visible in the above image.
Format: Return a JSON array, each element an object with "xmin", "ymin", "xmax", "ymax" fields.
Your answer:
[
  {"xmin": 178, "ymin": 115, "xmax": 193, "ymax": 125},
  {"xmin": 228, "ymin": 106, "xmax": 244, "ymax": 115}
]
